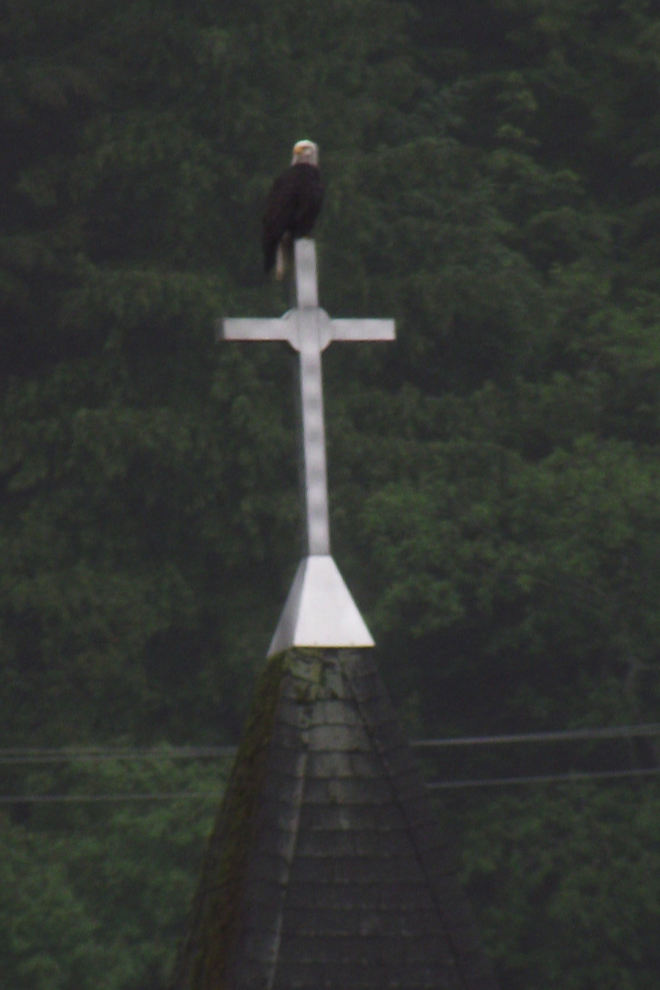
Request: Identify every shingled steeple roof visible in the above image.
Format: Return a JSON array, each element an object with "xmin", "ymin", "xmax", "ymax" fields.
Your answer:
[{"xmin": 171, "ymin": 648, "xmax": 498, "ymax": 990}]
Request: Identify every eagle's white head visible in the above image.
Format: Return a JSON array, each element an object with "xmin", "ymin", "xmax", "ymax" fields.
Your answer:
[{"xmin": 291, "ymin": 140, "xmax": 319, "ymax": 166}]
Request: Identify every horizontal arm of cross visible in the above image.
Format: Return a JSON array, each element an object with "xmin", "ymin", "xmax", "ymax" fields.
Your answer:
[
  {"xmin": 216, "ymin": 317, "xmax": 298, "ymax": 347},
  {"xmin": 331, "ymin": 319, "xmax": 395, "ymax": 342},
  {"xmin": 218, "ymin": 313, "xmax": 394, "ymax": 352}
]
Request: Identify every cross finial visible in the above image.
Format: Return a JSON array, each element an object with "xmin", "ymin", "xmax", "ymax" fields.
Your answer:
[{"xmin": 219, "ymin": 239, "xmax": 395, "ymax": 655}]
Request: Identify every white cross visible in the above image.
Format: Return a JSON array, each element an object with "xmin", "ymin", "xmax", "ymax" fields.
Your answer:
[{"xmin": 219, "ymin": 239, "xmax": 395, "ymax": 656}]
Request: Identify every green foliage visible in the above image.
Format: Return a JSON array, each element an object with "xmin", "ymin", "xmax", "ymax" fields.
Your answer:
[
  {"xmin": 0, "ymin": 754, "xmax": 225, "ymax": 990},
  {"xmin": 453, "ymin": 782, "xmax": 660, "ymax": 990},
  {"xmin": 0, "ymin": 0, "xmax": 659, "ymax": 986},
  {"xmin": 355, "ymin": 423, "xmax": 660, "ymax": 733}
]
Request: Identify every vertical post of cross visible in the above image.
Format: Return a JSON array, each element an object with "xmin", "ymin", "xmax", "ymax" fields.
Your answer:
[{"xmin": 293, "ymin": 239, "xmax": 330, "ymax": 557}]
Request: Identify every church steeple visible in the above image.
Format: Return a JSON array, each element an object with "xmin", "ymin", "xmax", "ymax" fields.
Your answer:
[{"xmin": 170, "ymin": 648, "xmax": 498, "ymax": 990}]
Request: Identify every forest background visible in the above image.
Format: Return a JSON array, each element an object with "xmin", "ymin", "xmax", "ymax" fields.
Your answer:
[{"xmin": 1, "ymin": 0, "xmax": 659, "ymax": 987}]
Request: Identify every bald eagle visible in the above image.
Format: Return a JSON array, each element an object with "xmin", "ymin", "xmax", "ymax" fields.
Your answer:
[{"xmin": 262, "ymin": 140, "xmax": 324, "ymax": 280}]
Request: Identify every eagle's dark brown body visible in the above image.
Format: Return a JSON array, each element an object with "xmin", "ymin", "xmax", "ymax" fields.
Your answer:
[{"xmin": 262, "ymin": 162, "xmax": 324, "ymax": 274}]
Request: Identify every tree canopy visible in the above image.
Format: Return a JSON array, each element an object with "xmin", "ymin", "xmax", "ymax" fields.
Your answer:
[{"xmin": 0, "ymin": 1, "xmax": 659, "ymax": 987}]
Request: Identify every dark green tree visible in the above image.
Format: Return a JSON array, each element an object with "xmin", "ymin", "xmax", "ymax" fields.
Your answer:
[{"xmin": 1, "ymin": 0, "xmax": 660, "ymax": 986}]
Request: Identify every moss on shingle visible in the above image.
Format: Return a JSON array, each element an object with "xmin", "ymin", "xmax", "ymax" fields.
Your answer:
[{"xmin": 170, "ymin": 649, "xmax": 291, "ymax": 990}]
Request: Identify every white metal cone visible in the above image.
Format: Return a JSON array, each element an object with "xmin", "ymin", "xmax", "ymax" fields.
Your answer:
[{"xmin": 267, "ymin": 555, "xmax": 374, "ymax": 657}]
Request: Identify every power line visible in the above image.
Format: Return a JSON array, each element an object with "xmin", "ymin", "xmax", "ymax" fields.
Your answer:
[
  {"xmin": 0, "ymin": 746, "xmax": 237, "ymax": 765},
  {"xmin": 1, "ymin": 724, "xmax": 658, "ymax": 764},
  {"xmin": 411, "ymin": 723, "xmax": 660, "ymax": 748},
  {"xmin": 0, "ymin": 792, "xmax": 222, "ymax": 803},
  {"xmin": 427, "ymin": 766, "xmax": 660, "ymax": 789},
  {"xmin": 0, "ymin": 725, "xmax": 657, "ymax": 799},
  {"xmin": 2, "ymin": 766, "xmax": 660, "ymax": 801}
]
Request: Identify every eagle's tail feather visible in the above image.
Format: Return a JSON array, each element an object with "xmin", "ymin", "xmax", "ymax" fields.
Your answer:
[{"xmin": 275, "ymin": 235, "xmax": 292, "ymax": 281}]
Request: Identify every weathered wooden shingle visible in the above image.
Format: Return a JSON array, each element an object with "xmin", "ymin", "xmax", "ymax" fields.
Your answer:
[{"xmin": 170, "ymin": 649, "xmax": 498, "ymax": 990}]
